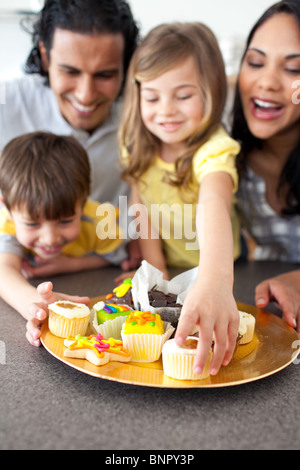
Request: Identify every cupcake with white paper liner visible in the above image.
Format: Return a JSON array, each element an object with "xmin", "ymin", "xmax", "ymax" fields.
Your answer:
[
  {"xmin": 91, "ymin": 301, "xmax": 132, "ymax": 340},
  {"xmin": 162, "ymin": 336, "xmax": 212, "ymax": 381},
  {"xmin": 48, "ymin": 301, "xmax": 90, "ymax": 338},
  {"xmin": 238, "ymin": 311, "xmax": 256, "ymax": 344},
  {"xmin": 121, "ymin": 310, "xmax": 175, "ymax": 362}
]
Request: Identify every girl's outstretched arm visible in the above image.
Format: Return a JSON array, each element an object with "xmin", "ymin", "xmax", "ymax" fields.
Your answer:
[{"xmin": 175, "ymin": 172, "xmax": 239, "ymax": 375}]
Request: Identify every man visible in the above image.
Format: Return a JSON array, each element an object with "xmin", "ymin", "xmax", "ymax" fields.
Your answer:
[{"xmin": 0, "ymin": 1, "xmax": 141, "ymax": 345}]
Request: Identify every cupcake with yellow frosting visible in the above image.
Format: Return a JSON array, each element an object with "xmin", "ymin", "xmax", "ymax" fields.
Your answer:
[
  {"xmin": 48, "ymin": 301, "xmax": 90, "ymax": 338},
  {"xmin": 121, "ymin": 311, "xmax": 174, "ymax": 362}
]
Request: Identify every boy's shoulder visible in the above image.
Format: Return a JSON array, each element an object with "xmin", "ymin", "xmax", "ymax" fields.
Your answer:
[
  {"xmin": 0, "ymin": 206, "xmax": 16, "ymax": 236},
  {"xmin": 0, "ymin": 207, "xmax": 24, "ymax": 258}
]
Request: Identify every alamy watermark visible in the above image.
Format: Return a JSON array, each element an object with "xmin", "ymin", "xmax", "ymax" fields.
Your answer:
[
  {"xmin": 95, "ymin": 196, "xmax": 204, "ymax": 251},
  {"xmin": 292, "ymin": 80, "xmax": 300, "ymax": 104}
]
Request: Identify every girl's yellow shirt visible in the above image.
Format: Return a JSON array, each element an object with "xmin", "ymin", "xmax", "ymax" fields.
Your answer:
[{"xmin": 135, "ymin": 126, "xmax": 241, "ymax": 267}]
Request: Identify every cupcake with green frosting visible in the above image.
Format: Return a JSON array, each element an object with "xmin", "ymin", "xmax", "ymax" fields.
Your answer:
[{"xmin": 91, "ymin": 301, "xmax": 132, "ymax": 339}]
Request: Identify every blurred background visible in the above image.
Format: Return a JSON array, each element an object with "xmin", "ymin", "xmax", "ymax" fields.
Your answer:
[{"xmin": 0, "ymin": 0, "xmax": 275, "ymax": 80}]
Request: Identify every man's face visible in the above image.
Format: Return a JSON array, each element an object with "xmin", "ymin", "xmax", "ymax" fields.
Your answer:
[{"xmin": 40, "ymin": 28, "xmax": 124, "ymax": 132}]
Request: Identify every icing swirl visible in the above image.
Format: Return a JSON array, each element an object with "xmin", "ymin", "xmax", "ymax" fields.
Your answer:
[{"xmin": 66, "ymin": 333, "xmax": 130, "ymax": 358}]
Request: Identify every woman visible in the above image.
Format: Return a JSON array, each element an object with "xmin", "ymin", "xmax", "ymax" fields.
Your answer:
[{"xmin": 232, "ymin": 0, "xmax": 300, "ymax": 333}]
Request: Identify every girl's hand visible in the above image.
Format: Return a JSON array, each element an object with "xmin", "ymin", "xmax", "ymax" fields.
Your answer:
[
  {"xmin": 255, "ymin": 271, "xmax": 300, "ymax": 335},
  {"xmin": 175, "ymin": 280, "xmax": 239, "ymax": 376},
  {"xmin": 25, "ymin": 282, "xmax": 90, "ymax": 347}
]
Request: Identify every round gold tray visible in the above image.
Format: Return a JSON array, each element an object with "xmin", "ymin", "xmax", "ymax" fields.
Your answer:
[{"xmin": 41, "ymin": 299, "xmax": 300, "ymax": 388}]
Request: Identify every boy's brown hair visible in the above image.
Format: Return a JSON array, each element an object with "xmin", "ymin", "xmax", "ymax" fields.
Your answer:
[{"xmin": 0, "ymin": 131, "xmax": 91, "ymax": 220}]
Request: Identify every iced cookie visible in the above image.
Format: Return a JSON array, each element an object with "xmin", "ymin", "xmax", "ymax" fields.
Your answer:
[
  {"xmin": 105, "ymin": 278, "xmax": 134, "ymax": 307},
  {"xmin": 64, "ymin": 333, "xmax": 131, "ymax": 366}
]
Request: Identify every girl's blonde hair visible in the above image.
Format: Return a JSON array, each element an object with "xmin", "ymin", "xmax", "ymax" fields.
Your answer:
[{"xmin": 119, "ymin": 22, "xmax": 227, "ymax": 190}]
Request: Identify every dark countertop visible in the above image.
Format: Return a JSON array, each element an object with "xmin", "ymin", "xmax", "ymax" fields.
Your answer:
[{"xmin": 1, "ymin": 260, "xmax": 300, "ymax": 450}]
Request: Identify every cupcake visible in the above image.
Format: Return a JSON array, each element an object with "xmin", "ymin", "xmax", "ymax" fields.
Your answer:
[
  {"xmin": 48, "ymin": 301, "xmax": 90, "ymax": 338},
  {"xmin": 121, "ymin": 311, "xmax": 174, "ymax": 362},
  {"xmin": 91, "ymin": 301, "xmax": 131, "ymax": 339},
  {"xmin": 238, "ymin": 311, "xmax": 256, "ymax": 344},
  {"xmin": 162, "ymin": 337, "xmax": 212, "ymax": 381}
]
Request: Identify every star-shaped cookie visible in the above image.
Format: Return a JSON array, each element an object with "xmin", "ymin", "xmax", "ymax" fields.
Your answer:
[{"xmin": 64, "ymin": 333, "xmax": 131, "ymax": 366}]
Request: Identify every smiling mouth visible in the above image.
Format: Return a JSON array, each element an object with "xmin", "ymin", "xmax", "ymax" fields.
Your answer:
[
  {"xmin": 67, "ymin": 97, "xmax": 104, "ymax": 116},
  {"xmin": 159, "ymin": 122, "xmax": 182, "ymax": 132},
  {"xmin": 36, "ymin": 245, "xmax": 64, "ymax": 256},
  {"xmin": 252, "ymin": 98, "xmax": 285, "ymax": 118},
  {"xmin": 70, "ymin": 101, "xmax": 99, "ymax": 114}
]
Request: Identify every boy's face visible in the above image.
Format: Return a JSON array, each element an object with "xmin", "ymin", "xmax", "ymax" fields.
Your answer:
[{"xmin": 10, "ymin": 203, "xmax": 83, "ymax": 260}]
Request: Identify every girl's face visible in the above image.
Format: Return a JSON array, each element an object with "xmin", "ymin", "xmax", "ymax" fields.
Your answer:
[
  {"xmin": 10, "ymin": 203, "xmax": 83, "ymax": 260},
  {"xmin": 140, "ymin": 56, "xmax": 204, "ymax": 160},
  {"xmin": 239, "ymin": 13, "xmax": 300, "ymax": 141}
]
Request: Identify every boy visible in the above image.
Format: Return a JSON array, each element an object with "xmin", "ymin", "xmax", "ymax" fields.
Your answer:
[{"xmin": 0, "ymin": 132, "xmax": 126, "ymax": 333}]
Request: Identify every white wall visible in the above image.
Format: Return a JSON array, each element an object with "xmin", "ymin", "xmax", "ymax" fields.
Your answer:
[
  {"xmin": 0, "ymin": 0, "xmax": 276, "ymax": 80},
  {"xmin": 128, "ymin": 0, "xmax": 275, "ymax": 37}
]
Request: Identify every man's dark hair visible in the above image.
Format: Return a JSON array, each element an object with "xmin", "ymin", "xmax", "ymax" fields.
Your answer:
[{"xmin": 24, "ymin": 0, "xmax": 139, "ymax": 88}]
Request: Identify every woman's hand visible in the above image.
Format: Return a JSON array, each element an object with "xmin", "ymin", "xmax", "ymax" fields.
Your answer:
[{"xmin": 255, "ymin": 270, "xmax": 300, "ymax": 335}]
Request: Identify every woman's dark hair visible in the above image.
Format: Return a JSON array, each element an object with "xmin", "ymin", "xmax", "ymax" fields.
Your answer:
[
  {"xmin": 231, "ymin": 0, "xmax": 300, "ymax": 216},
  {"xmin": 23, "ymin": 0, "xmax": 139, "ymax": 89}
]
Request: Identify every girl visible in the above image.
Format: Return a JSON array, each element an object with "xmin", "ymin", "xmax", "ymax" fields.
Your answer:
[
  {"xmin": 232, "ymin": 1, "xmax": 300, "ymax": 333},
  {"xmin": 119, "ymin": 23, "xmax": 241, "ymax": 375}
]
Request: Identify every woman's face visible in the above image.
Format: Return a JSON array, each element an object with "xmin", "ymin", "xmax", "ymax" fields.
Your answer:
[{"xmin": 239, "ymin": 13, "xmax": 300, "ymax": 141}]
